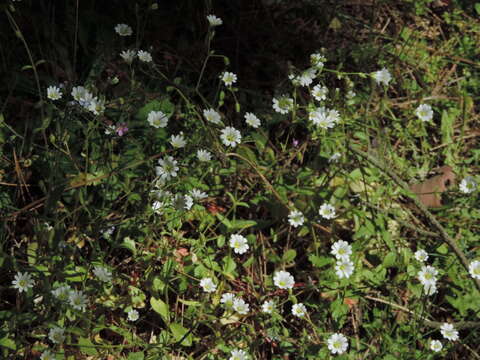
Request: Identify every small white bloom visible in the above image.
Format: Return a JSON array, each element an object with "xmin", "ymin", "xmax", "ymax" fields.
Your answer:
[
  {"xmin": 273, "ymin": 270, "xmax": 295, "ymax": 289},
  {"xmin": 114, "ymin": 23, "xmax": 133, "ymax": 36},
  {"xmin": 331, "ymin": 240, "xmax": 352, "ymax": 260},
  {"xmin": 127, "ymin": 309, "xmax": 139, "ymax": 321},
  {"xmin": 440, "ymin": 323, "xmax": 459, "ymax": 341},
  {"xmin": 137, "ymin": 50, "xmax": 152, "ymax": 63},
  {"xmin": 170, "ymin": 133, "xmax": 186, "ymax": 148},
  {"xmin": 469, "ymin": 260, "xmax": 480, "ymax": 279},
  {"xmin": 430, "ymin": 339, "xmax": 443, "ymax": 352},
  {"xmin": 200, "ymin": 277, "xmax": 217, "ymax": 293},
  {"xmin": 40, "ymin": 350, "xmax": 55, "ymax": 360},
  {"xmin": 229, "ymin": 349, "xmax": 248, "ymax": 360},
  {"xmin": 69, "ymin": 289, "xmax": 88, "ymax": 312},
  {"xmin": 312, "ymin": 84, "xmax": 328, "ymax": 101},
  {"xmin": 229, "ymin": 234, "xmax": 249, "ymax": 254},
  {"xmin": 71, "ymin": 86, "xmax": 88, "ymax": 102},
  {"xmin": 298, "ymin": 68, "xmax": 317, "ymax": 87},
  {"xmin": 310, "ymin": 53, "xmax": 326, "ymax": 69},
  {"xmin": 147, "ymin": 110, "xmax": 169, "ymax": 128},
  {"xmin": 48, "ymin": 326, "xmax": 65, "ymax": 344},
  {"xmin": 262, "ymin": 300, "xmax": 275, "ymax": 314},
  {"xmin": 459, "ymin": 176, "xmax": 477, "ymax": 194},
  {"xmin": 12, "ymin": 272, "xmax": 34, "ymax": 293},
  {"xmin": 372, "ymin": 68, "xmax": 392, "ymax": 86},
  {"xmin": 346, "ymin": 90, "xmax": 356, "ymax": 99},
  {"xmin": 51, "ymin": 284, "xmax": 72, "ymax": 301},
  {"xmin": 272, "ymin": 96, "xmax": 294, "ymax": 114},
  {"xmin": 319, "ymin": 203, "xmax": 336, "ymax": 219},
  {"xmin": 184, "ymin": 195, "xmax": 194, "ymax": 210},
  {"xmin": 288, "ymin": 209, "xmax": 305, "ymax": 228},
  {"xmin": 335, "ymin": 259, "xmax": 354, "ymax": 279},
  {"xmin": 203, "ymin": 108, "xmax": 222, "ymax": 125},
  {"xmin": 152, "ymin": 200, "xmax": 167, "ymax": 214},
  {"xmin": 309, "ymin": 107, "xmax": 339, "ymax": 129},
  {"xmin": 207, "ymin": 14, "xmax": 223, "ymax": 27},
  {"xmin": 244, "ymin": 112, "xmax": 261, "ymax": 128},
  {"xmin": 197, "ymin": 149, "xmax": 212, "ymax": 162},
  {"xmin": 415, "ymin": 104, "xmax": 433, "ymax": 122},
  {"xmin": 93, "ymin": 266, "xmax": 112, "ymax": 283},
  {"xmin": 120, "ymin": 49, "xmax": 136, "ymax": 64},
  {"xmin": 220, "ymin": 126, "xmax": 242, "ymax": 147},
  {"xmin": 414, "ymin": 249, "xmax": 429, "ymax": 262},
  {"xmin": 329, "ymin": 152, "xmax": 341, "ymax": 163},
  {"xmin": 327, "ymin": 333, "xmax": 349, "ymax": 355},
  {"xmin": 220, "ymin": 72, "xmax": 237, "ymax": 86},
  {"xmin": 418, "ymin": 265, "xmax": 438, "ymax": 287},
  {"xmin": 189, "ymin": 188, "xmax": 208, "ymax": 200},
  {"xmin": 220, "ymin": 293, "xmax": 236, "ymax": 308},
  {"xmin": 172, "ymin": 194, "xmax": 191, "ymax": 211},
  {"xmin": 156, "ymin": 156, "xmax": 179, "ymax": 181},
  {"xmin": 47, "ymin": 86, "xmax": 62, "ymax": 101},
  {"xmin": 291, "ymin": 303, "xmax": 307, "ymax": 318},
  {"xmin": 423, "ymin": 282, "xmax": 437, "ymax": 296},
  {"xmin": 87, "ymin": 97, "xmax": 105, "ymax": 115},
  {"xmin": 232, "ymin": 298, "xmax": 250, "ymax": 315}
]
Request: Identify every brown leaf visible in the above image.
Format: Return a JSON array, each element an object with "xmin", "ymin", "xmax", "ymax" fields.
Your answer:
[{"xmin": 410, "ymin": 166, "xmax": 456, "ymax": 207}]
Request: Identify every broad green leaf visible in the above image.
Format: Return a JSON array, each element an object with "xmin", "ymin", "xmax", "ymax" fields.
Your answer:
[
  {"xmin": 150, "ymin": 297, "xmax": 170, "ymax": 323},
  {"xmin": 0, "ymin": 337, "xmax": 16, "ymax": 350},
  {"xmin": 78, "ymin": 337, "xmax": 98, "ymax": 356},
  {"xmin": 282, "ymin": 249, "xmax": 297, "ymax": 263},
  {"xmin": 382, "ymin": 252, "xmax": 397, "ymax": 268},
  {"xmin": 128, "ymin": 352, "xmax": 145, "ymax": 360},
  {"xmin": 223, "ymin": 256, "xmax": 237, "ymax": 277},
  {"xmin": 169, "ymin": 323, "xmax": 192, "ymax": 346}
]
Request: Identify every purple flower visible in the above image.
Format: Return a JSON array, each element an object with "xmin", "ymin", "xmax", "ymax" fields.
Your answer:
[
  {"xmin": 116, "ymin": 123, "xmax": 128, "ymax": 136},
  {"xmin": 292, "ymin": 139, "xmax": 299, "ymax": 147}
]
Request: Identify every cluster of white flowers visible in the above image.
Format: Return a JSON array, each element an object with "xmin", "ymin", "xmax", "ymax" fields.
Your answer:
[
  {"xmin": 288, "ymin": 209, "xmax": 305, "ymax": 228},
  {"xmin": 310, "ymin": 52, "xmax": 326, "ymax": 70},
  {"xmin": 417, "ymin": 265, "xmax": 439, "ymax": 296},
  {"xmin": 70, "ymin": 85, "xmax": 105, "ymax": 115},
  {"xmin": 229, "ymin": 234, "xmax": 249, "ymax": 254},
  {"xmin": 309, "ymin": 106, "xmax": 340, "ymax": 130},
  {"xmin": 459, "ymin": 176, "xmax": 477, "ymax": 194},
  {"xmin": 220, "ymin": 293, "xmax": 250, "ymax": 315},
  {"xmin": 331, "ymin": 240, "xmax": 354, "ymax": 279},
  {"xmin": 327, "ymin": 333, "xmax": 349, "ymax": 355},
  {"xmin": 289, "ymin": 68, "xmax": 317, "ymax": 87}
]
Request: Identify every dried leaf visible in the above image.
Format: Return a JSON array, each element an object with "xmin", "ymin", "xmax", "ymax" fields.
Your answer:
[{"xmin": 410, "ymin": 166, "xmax": 456, "ymax": 208}]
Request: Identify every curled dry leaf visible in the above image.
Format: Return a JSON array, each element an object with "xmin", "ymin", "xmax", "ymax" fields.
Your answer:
[{"xmin": 409, "ymin": 165, "xmax": 456, "ymax": 208}]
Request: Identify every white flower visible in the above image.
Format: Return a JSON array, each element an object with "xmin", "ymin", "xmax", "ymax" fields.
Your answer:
[
  {"xmin": 120, "ymin": 49, "xmax": 136, "ymax": 64},
  {"xmin": 273, "ymin": 270, "xmax": 295, "ymax": 289},
  {"xmin": 152, "ymin": 200, "xmax": 167, "ymax": 214},
  {"xmin": 262, "ymin": 300, "xmax": 275, "ymax": 314},
  {"xmin": 329, "ymin": 152, "xmax": 341, "ymax": 163},
  {"xmin": 47, "ymin": 86, "xmax": 62, "ymax": 101},
  {"xmin": 415, "ymin": 104, "xmax": 433, "ymax": 122},
  {"xmin": 156, "ymin": 156, "xmax": 179, "ymax": 181},
  {"xmin": 229, "ymin": 349, "xmax": 248, "ymax": 360},
  {"xmin": 87, "ymin": 97, "xmax": 105, "ymax": 115},
  {"xmin": 172, "ymin": 194, "xmax": 192, "ymax": 211},
  {"xmin": 69, "ymin": 289, "xmax": 88, "ymax": 311},
  {"xmin": 185, "ymin": 195, "xmax": 194, "ymax": 210},
  {"xmin": 272, "ymin": 96, "xmax": 294, "ymax": 114},
  {"xmin": 51, "ymin": 284, "xmax": 72, "ymax": 301},
  {"xmin": 170, "ymin": 133, "xmax": 186, "ymax": 148},
  {"xmin": 319, "ymin": 203, "xmax": 336, "ymax": 219},
  {"xmin": 312, "ymin": 84, "xmax": 328, "ymax": 101},
  {"xmin": 197, "ymin": 149, "xmax": 212, "ymax": 162},
  {"xmin": 48, "ymin": 326, "xmax": 65, "ymax": 344},
  {"xmin": 229, "ymin": 234, "xmax": 249, "ymax": 254},
  {"xmin": 459, "ymin": 176, "xmax": 477, "ymax": 194},
  {"xmin": 423, "ymin": 282, "xmax": 437, "ymax": 296},
  {"xmin": 331, "ymin": 240, "xmax": 352, "ymax": 260},
  {"xmin": 469, "ymin": 260, "xmax": 480, "ymax": 279},
  {"xmin": 310, "ymin": 53, "xmax": 326, "ymax": 69},
  {"xmin": 189, "ymin": 188, "xmax": 208, "ymax": 200},
  {"xmin": 220, "ymin": 293, "xmax": 236, "ymax": 308},
  {"xmin": 430, "ymin": 340, "xmax": 443, "ymax": 352},
  {"xmin": 40, "ymin": 350, "xmax": 55, "ymax": 360},
  {"xmin": 414, "ymin": 249, "xmax": 429, "ymax": 262},
  {"xmin": 207, "ymin": 14, "xmax": 223, "ymax": 27},
  {"xmin": 309, "ymin": 107, "xmax": 339, "ymax": 129},
  {"xmin": 127, "ymin": 309, "xmax": 139, "ymax": 321},
  {"xmin": 220, "ymin": 127, "xmax": 242, "ymax": 147},
  {"xmin": 93, "ymin": 266, "xmax": 112, "ymax": 283},
  {"xmin": 298, "ymin": 68, "xmax": 317, "ymax": 87},
  {"xmin": 147, "ymin": 110, "xmax": 169, "ymax": 128},
  {"xmin": 71, "ymin": 86, "xmax": 88, "ymax": 102},
  {"xmin": 137, "ymin": 50, "xmax": 152, "ymax": 63},
  {"xmin": 440, "ymin": 323, "xmax": 459, "ymax": 341},
  {"xmin": 12, "ymin": 272, "xmax": 34, "ymax": 293},
  {"xmin": 418, "ymin": 265, "xmax": 438, "ymax": 287},
  {"xmin": 114, "ymin": 23, "xmax": 133, "ymax": 36},
  {"xmin": 327, "ymin": 333, "xmax": 349, "ymax": 355},
  {"xmin": 200, "ymin": 277, "xmax": 217, "ymax": 293},
  {"xmin": 372, "ymin": 68, "xmax": 392, "ymax": 86},
  {"xmin": 288, "ymin": 209, "xmax": 305, "ymax": 228},
  {"xmin": 244, "ymin": 112, "xmax": 261, "ymax": 128},
  {"xmin": 232, "ymin": 298, "xmax": 250, "ymax": 315},
  {"xmin": 203, "ymin": 108, "xmax": 222, "ymax": 125},
  {"xmin": 291, "ymin": 303, "xmax": 307, "ymax": 318},
  {"xmin": 220, "ymin": 72, "xmax": 237, "ymax": 86},
  {"xmin": 346, "ymin": 90, "xmax": 356, "ymax": 99},
  {"xmin": 335, "ymin": 259, "xmax": 354, "ymax": 279}
]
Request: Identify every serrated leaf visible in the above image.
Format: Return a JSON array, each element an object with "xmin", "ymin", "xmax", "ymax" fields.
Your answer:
[{"xmin": 150, "ymin": 297, "xmax": 170, "ymax": 323}]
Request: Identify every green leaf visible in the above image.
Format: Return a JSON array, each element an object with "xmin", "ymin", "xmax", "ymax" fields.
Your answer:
[
  {"xmin": 282, "ymin": 249, "xmax": 297, "ymax": 263},
  {"xmin": 309, "ymin": 254, "xmax": 332, "ymax": 268},
  {"xmin": 150, "ymin": 297, "xmax": 170, "ymax": 323},
  {"xmin": 382, "ymin": 252, "xmax": 397, "ymax": 268},
  {"xmin": 475, "ymin": 3, "xmax": 480, "ymax": 15},
  {"xmin": 0, "ymin": 337, "xmax": 16, "ymax": 350},
  {"xmin": 78, "ymin": 337, "xmax": 98, "ymax": 356},
  {"xmin": 169, "ymin": 323, "xmax": 192, "ymax": 346},
  {"xmin": 27, "ymin": 242, "xmax": 38, "ymax": 265},
  {"xmin": 128, "ymin": 352, "xmax": 145, "ymax": 360},
  {"xmin": 223, "ymin": 256, "xmax": 237, "ymax": 277},
  {"xmin": 136, "ymin": 99, "xmax": 174, "ymax": 122}
]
